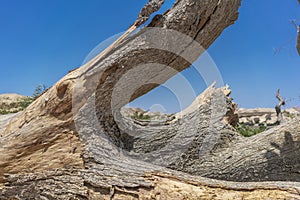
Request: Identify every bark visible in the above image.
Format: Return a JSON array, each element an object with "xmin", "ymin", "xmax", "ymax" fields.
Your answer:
[
  {"xmin": 134, "ymin": 0, "xmax": 165, "ymax": 27},
  {"xmin": 1, "ymin": 0, "xmax": 300, "ymax": 199}
]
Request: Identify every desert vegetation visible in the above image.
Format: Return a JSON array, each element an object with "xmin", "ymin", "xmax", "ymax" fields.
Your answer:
[
  {"xmin": 235, "ymin": 124, "xmax": 267, "ymax": 137},
  {"xmin": 130, "ymin": 111, "xmax": 152, "ymax": 121},
  {"xmin": 0, "ymin": 84, "xmax": 46, "ymax": 115}
]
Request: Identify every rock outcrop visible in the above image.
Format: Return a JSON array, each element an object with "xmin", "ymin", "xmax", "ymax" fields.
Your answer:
[
  {"xmin": 0, "ymin": 94, "xmax": 31, "ymax": 114},
  {"xmin": 1, "ymin": 0, "xmax": 300, "ymax": 199},
  {"xmin": 238, "ymin": 108, "xmax": 300, "ymax": 126},
  {"xmin": 121, "ymin": 107, "xmax": 176, "ymax": 127}
]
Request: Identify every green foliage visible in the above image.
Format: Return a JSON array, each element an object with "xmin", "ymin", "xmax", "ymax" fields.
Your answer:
[
  {"xmin": 18, "ymin": 97, "xmax": 34, "ymax": 110},
  {"xmin": 235, "ymin": 124, "xmax": 267, "ymax": 137},
  {"xmin": 32, "ymin": 84, "xmax": 46, "ymax": 99},
  {"xmin": 0, "ymin": 110, "xmax": 10, "ymax": 115},
  {"xmin": 130, "ymin": 112, "xmax": 151, "ymax": 121},
  {"xmin": 0, "ymin": 97, "xmax": 34, "ymax": 115},
  {"xmin": 14, "ymin": 83, "xmax": 45, "ymax": 112},
  {"xmin": 0, "ymin": 84, "xmax": 46, "ymax": 115}
]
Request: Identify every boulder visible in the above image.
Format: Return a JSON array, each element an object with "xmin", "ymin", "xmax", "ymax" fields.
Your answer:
[{"xmin": 238, "ymin": 108, "xmax": 300, "ymax": 126}]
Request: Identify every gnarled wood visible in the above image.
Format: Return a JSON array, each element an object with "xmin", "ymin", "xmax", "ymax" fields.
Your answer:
[{"xmin": 1, "ymin": 0, "xmax": 300, "ymax": 199}]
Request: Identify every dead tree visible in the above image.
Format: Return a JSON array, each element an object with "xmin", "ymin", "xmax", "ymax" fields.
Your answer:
[
  {"xmin": 93, "ymin": 0, "xmax": 165, "ymax": 65},
  {"xmin": 134, "ymin": 0, "xmax": 165, "ymax": 27},
  {"xmin": 0, "ymin": 1, "xmax": 300, "ymax": 199},
  {"xmin": 275, "ymin": 89, "xmax": 286, "ymax": 124}
]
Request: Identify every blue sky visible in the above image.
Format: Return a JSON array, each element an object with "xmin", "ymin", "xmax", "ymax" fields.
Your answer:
[{"xmin": 0, "ymin": 0, "xmax": 300, "ymax": 113}]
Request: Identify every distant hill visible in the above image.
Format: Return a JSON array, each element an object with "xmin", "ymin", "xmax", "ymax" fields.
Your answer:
[
  {"xmin": 121, "ymin": 106, "xmax": 300, "ymax": 128},
  {"xmin": 238, "ymin": 107, "xmax": 300, "ymax": 126},
  {"xmin": 0, "ymin": 93, "xmax": 32, "ymax": 114}
]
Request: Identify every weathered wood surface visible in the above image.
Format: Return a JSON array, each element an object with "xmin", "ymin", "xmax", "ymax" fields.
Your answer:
[{"xmin": 1, "ymin": 0, "xmax": 300, "ymax": 199}]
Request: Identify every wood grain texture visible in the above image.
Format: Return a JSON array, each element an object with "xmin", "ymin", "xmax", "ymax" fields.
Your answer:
[{"xmin": 1, "ymin": 0, "xmax": 300, "ymax": 199}]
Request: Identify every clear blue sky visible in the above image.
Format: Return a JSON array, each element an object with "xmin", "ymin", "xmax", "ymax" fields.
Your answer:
[{"xmin": 0, "ymin": 0, "xmax": 300, "ymax": 113}]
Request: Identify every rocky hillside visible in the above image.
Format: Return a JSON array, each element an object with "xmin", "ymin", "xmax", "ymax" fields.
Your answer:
[
  {"xmin": 238, "ymin": 107, "xmax": 300, "ymax": 126},
  {"xmin": 122, "ymin": 106, "xmax": 300, "ymax": 128},
  {"xmin": 121, "ymin": 107, "xmax": 176, "ymax": 126},
  {"xmin": 0, "ymin": 94, "xmax": 32, "ymax": 114}
]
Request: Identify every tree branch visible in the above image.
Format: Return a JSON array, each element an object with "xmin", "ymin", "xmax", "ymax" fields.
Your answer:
[{"xmin": 275, "ymin": 89, "xmax": 285, "ymax": 124}]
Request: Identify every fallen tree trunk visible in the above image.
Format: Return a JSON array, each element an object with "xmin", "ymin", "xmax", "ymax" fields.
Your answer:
[{"xmin": 1, "ymin": 0, "xmax": 300, "ymax": 199}]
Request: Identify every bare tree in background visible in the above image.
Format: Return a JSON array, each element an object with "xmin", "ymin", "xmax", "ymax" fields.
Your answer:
[
  {"xmin": 275, "ymin": 89, "xmax": 286, "ymax": 124},
  {"xmin": 273, "ymin": 1, "xmax": 300, "ymax": 55},
  {"xmin": 297, "ymin": 25, "xmax": 300, "ymax": 55}
]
